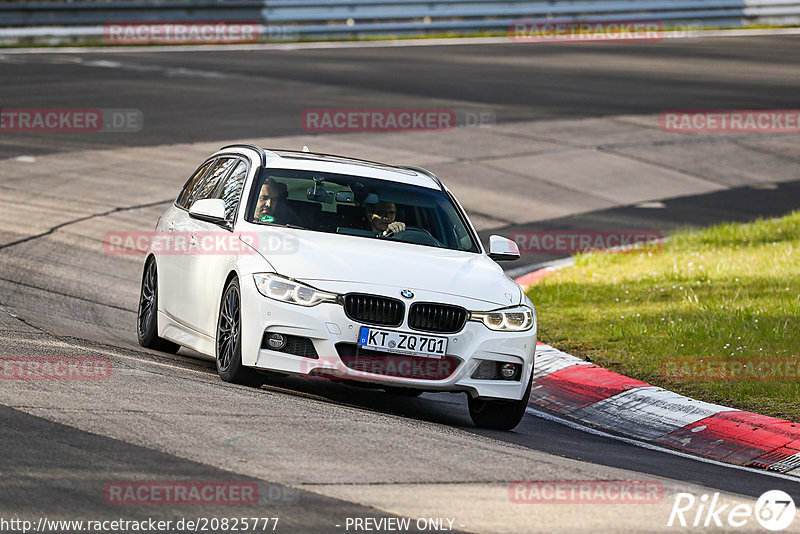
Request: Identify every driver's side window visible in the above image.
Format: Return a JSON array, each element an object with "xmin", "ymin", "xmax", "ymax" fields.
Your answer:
[
  {"xmin": 188, "ymin": 158, "xmax": 236, "ymax": 207},
  {"xmin": 177, "ymin": 159, "xmax": 215, "ymax": 209},
  {"xmin": 218, "ymin": 160, "xmax": 248, "ymax": 222}
]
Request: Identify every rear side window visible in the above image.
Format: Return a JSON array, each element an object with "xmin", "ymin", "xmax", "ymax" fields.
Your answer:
[
  {"xmin": 177, "ymin": 159, "xmax": 214, "ymax": 209},
  {"xmin": 218, "ymin": 160, "xmax": 248, "ymax": 222},
  {"xmin": 189, "ymin": 157, "xmax": 237, "ymax": 206}
]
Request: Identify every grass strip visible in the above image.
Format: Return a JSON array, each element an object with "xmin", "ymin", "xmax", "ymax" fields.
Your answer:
[{"xmin": 528, "ymin": 211, "xmax": 800, "ymax": 421}]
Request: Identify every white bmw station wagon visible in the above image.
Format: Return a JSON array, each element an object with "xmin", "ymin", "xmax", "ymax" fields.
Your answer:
[{"xmin": 138, "ymin": 145, "xmax": 537, "ymax": 429}]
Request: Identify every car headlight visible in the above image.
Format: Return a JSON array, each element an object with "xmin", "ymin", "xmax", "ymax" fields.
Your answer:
[
  {"xmin": 253, "ymin": 274, "xmax": 338, "ymax": 306},
  {"xmin": 469, "ymin": 306, "xmax": 535, "ymax": 331}
]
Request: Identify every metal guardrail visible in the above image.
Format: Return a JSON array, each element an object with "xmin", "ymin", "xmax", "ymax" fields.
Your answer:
[{"xmin": 1, "ymin": 0, "xmax": 799, "ymax": 44}]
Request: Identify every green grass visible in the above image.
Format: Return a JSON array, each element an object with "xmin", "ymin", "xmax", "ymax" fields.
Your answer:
[{"xmin": 528, "ymin": 212, "xmax": 800, "ymax": 422}]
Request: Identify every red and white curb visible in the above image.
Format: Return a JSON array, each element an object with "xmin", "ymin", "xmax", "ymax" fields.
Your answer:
[{"xmin": 517, "ymin": 268, "xmax": 800, "ymax": 478}]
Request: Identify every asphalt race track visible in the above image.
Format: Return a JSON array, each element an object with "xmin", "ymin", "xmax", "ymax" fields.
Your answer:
[
  {"xmin": 1, "ymin": 35, "xmax": 799, "ymax": 533},
  {"xmin": 2, "ymin": 36, "xmax": 800, "ymax": 156}
]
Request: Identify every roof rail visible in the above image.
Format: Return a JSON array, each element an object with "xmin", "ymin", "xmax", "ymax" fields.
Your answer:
[
  {"xmin": 276, "ymin": 149, "xmax": 391, "ymax": 168},
  {"xmin": 274, "ymin": 149, "xmax": 421, "ymax": 176},
  {"xmin": 219, "ymin": 144, "xmax": 270, "ymax": 166},
  {"xmin": 219, "ymin": 147, "xmax": 443, "ymax": 189},
  {"xmin": 396, "ymin": 165, "xmax": 445, "ymax": 191}
]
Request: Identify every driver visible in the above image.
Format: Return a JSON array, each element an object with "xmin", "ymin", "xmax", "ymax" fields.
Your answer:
[
  {"xmin": 255, "ymin": 179, "xmax": 298, "ymax": 225},
  {"xmin": 366, "ymin": 201, "xmax": 406, "ymax": 236}
]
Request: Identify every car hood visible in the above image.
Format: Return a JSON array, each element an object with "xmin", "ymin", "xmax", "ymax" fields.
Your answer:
[{"xmin": 250, "ymin": 229, "xmax": 522, "ymax": 307}]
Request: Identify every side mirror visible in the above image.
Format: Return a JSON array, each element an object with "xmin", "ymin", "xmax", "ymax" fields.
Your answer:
[
  {"xmin": 488, "ymin": 235, "xmax": 520, "ymax": 261},
  {"xmin": 189, "ymin": 198, "xmax": 227, "ymax": 224}
]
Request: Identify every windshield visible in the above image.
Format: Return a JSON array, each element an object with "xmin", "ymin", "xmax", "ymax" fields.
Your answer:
[{"xmin": 245, "ymin": 168, "xmax": 479, "ymax": 253}]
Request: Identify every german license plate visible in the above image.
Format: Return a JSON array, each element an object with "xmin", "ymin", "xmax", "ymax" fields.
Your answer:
[{"xmin": 358, "ymin": 327, "xmax": 448, "ymax": 359}]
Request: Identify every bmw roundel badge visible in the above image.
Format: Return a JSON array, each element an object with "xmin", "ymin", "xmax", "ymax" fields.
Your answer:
[{"xmin": 400, "ymin": 289, "xmax": 414, "ymax": 299}]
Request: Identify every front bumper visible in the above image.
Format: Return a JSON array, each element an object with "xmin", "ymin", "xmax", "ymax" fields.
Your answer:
[{"xmin": 239, "ymin": 276, "xmax": 536, "ymax": 401}]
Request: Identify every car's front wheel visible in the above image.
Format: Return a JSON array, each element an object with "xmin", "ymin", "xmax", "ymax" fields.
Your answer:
[
  {"xmin": 467, "ymin": 373, "xmax": 532, "ymax": 431},
  {"xmin": 216, "ymin": 276, "xmax": 263, "ymax": 387},
  {"xmin": 137, "ymin": 257, "xmax": 181, "ymax": 353}
]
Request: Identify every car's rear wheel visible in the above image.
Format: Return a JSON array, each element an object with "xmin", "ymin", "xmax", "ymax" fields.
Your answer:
[
  {"xmin": 467, "ymin": 372, "xmax": 532, "ymax": 431},
  {"xmin": 137, "ymin": 257, "xmax": 181, "ymax": 353},
  {"xmin": 216, "ymin": 277, "xmax": 263, "ymax": 387}
]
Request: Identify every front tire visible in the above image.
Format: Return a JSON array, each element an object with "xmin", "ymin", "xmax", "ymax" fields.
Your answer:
[
  {"xmin": 468, "ymin": 372, "xmax": 532, "ymax": 431},
  {"xmin": 137, "ymin": 257, "xmax": 181, "ymax": 353},
  {"xmin": 216, "ymin": 277, "xmax": 263, "ymax": 387}
]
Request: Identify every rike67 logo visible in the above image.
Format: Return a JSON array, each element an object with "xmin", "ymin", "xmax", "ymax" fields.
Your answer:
[{"xmin": 668, "ymin": 490, "xmax": 796, "ymax": 531}]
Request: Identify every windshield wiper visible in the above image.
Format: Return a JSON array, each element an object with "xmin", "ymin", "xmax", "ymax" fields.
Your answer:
[{"xmin": 255, "ymin": 220, "xmax": 307, "ymax": 230}]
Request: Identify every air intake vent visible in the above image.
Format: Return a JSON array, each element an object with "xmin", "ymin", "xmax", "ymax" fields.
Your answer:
[
  {"xmin": 408, "ymin": 303, "xmax": 467, "ymax": 334},
  {"xmin": 343, "ymin": 293, "xmax": 404, "ymax": 327},
  {"xmin": 261, "ymin": 333, "xmax": 318, "ymax": 359},
  {"xmin": 336, "ymin": 343, "xmax": 459, "ymax": 380}
]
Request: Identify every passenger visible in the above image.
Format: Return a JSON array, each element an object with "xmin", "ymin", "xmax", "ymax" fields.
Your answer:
[
  {"xmin": 255, "ymin": 179, "xmax": 299, "ymax": 225},
  {"xmin": 366, "ymin": 201, "xmax": 406, "ymax": 236}
]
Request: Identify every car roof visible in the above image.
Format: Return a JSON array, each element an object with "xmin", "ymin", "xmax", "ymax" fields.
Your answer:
[{"xmin": 215, "ymin": 145, "xmax": 444, "ymax": 190}]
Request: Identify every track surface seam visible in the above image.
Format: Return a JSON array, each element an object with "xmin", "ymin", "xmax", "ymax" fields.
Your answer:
[{"xmin": 0, "ymin": 198, "xmax": 173, "ymax": 251}]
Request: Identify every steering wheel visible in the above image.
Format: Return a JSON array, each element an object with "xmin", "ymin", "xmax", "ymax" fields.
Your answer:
[{"xmin": 382, "ymin": 226, "xmax": 444, "ymax": 247}]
